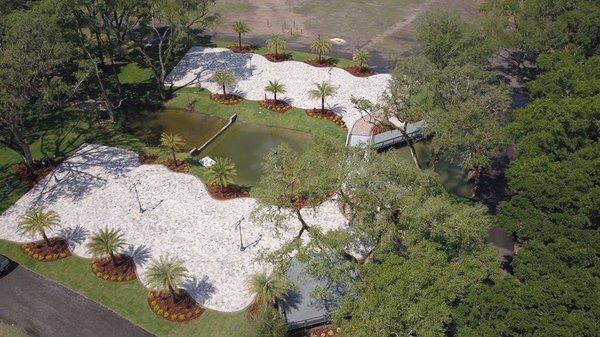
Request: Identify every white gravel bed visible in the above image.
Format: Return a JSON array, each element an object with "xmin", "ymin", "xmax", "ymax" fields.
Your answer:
[
  {"xmin": 0, "ymin": 144, "xmax": 348, "ymax": 312},
  {"xmin": 166, "ymin": 46, "xmax": 391, "ymax": 128}
]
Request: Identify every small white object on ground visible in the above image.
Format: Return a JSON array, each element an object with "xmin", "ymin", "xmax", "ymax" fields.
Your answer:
[
  {"xmin": 199, "ymin": 156, "xmax": 216, "ymax": 167},
  {"xmin": 330, "ymin": 38, "xmax": 346, "ymax": 45},
  {"xmin": 0, "ymin": 144, "xmax": 348, "ymax": 312}
]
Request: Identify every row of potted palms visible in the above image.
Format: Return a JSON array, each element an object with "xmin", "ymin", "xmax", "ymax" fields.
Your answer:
[
  {"xmin": 16, "ymin": 206, "xmax": 289, "ymax": 321},
  {"xmin": 209, "ymin": 71, "xmax": 340, "ymax": 120},
  {"xmin": 232, "ymin": 20, "xmax": 371, "ymax": 71}
]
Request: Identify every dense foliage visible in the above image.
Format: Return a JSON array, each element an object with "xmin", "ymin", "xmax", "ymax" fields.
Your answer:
[{"xmin": 454, "ymin": 1, "xmax": 600, "ymax": 336}]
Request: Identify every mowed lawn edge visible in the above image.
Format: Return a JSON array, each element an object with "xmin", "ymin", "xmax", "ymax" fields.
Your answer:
[{"xmin": 0, "ymin": 240, "xmax": 255, "ymax": 337}]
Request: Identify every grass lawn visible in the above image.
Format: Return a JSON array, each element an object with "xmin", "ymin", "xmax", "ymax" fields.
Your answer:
[
  {"xmin": 166, "ymin": 87, "xmax": 347, "ymax": 143},
  {"xmin": 0, "ymin": 240, "xmax": 255, "ymax": 337},
  {"xmin": 0, "ymin": 321, "xmax": 29, "ymax": 337}
]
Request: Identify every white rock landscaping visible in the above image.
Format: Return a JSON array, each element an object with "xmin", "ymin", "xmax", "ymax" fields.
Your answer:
[
  {"xmin": 0, "ymin": 144, "xmax": 348, "ymax": 312},
  {"xmin": 165, "ymin": 46, "xmax": 391, "ymax": 129}
]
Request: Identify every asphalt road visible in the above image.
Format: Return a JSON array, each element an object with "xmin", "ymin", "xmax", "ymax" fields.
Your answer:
[{"xmin": 0, "ymin": 264, "xmax": 154, "ymax": 337}]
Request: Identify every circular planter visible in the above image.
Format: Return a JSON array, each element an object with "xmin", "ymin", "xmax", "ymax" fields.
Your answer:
[
  {"xmin": 91, "ymin": 256, "xmax": 137, "ymax": 282},
  {"xmin": 264, "ymin": 53, "xmax": 292, "ymax": 62},
  {"xmin": 21, "ymin": 238, "xmax": 71, "ymax": 262},
  {"xmin": 344, "ymin": 66, "xmax": 375, "ymax": 77},
  {"xmin": 304, "ymin": 58, "xmax": 337, "ymax": 68},
  {"xmin": 205, "ymin": 183, "xmax": 250, "ymax": 200},
  {"xmin": 163, "ymin": 159, "xmax": 190, "ymax": 173},
  {"xmin": 147, "ymin": 291, "xmax": 205, "ymax": 322},
  {"xmin": 258, "ymin": 100, "xmax": 292, "ymax": 113},
  {"xmin": 305, "ymin": 109, "xmax": 347, "ymax": 129},
  {"xmin": 229, "ymin": 45, "xmax": 252, "ymax": 54},
  {"xmin": 209, "ymin": 93, "xmax": 243, "ymax": 105}
]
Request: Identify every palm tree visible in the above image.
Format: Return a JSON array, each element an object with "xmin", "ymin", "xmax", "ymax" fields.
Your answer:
[
  {"xmin": 145, "ymin": 256, "xmax": 188, "ymax": 302},
  {"xmin": 18, "ymin": 207, "xmax": 61, "ymax": 246},
  {"xmin": 352, "ymin": 49, "xmax": 370, "ymax": 69},
  {"xmin": 310, "ymin": 35, "xmax": 332, "ymax": 61},
  {"xmin": 233, "ymin": 21, "xmax": 250, "ymax": 49},
  {"xmin": 207, "ymin": 157, "xmax": 237, "ymax": 188},
  {"xmin": 264, "ymin": 80, "xmax": 286, "ymax": 101},
  {"xmin": 266, "ymin": 36, "xmax": 286, "ymax": 56},
  {"xmin": 211, "ymin": 70, "xmax": 237, "ymax": 97},
  {"xmin": 87, "ymin": 227, "xmax": 126, "ymax": 266},
  {"xmin": 308, "ymin": 82, "xmax": 338, "ymax": 112},
  {"xmin": 247, "ymin": 272, "xmax": 288, "ymax": 308},
  {"xmin": 160, "ymin": 133, "xmax": 185, "ymax": 162}
]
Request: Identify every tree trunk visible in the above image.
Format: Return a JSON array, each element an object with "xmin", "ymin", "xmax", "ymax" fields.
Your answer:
[
  {"xmin": 238, "ymin": 33, "xmax": 242, "ymax": 49},
  {"xmin": 406, "ymin": 138, "xmax": 421, "ymax": 169},
  {"xmin": 321, "ymin": 96, "xmax": 325, "ymax": 112},
  {"xmin": 295, "ymin": 209, "xmax": 310, "ymax": 239},
  {"xmin": 274, "ymin": 92, "xmax": 277, "ymax": 101},
  {"xmin": 110, "ymin": 251, "xmax": 119, "ymax": 267},
  {"xmin": 18, "ymin": 140, "xmax": 36, "ymax": 173},
  {"xmin": 222, "ymin": 84, "xmax": 227, "ymax": 97},
  {"xmin": 92, "ymin": 61, "xmax": 115, "ymax": 122},
  {"xmin": 171, "ymin": 148, "xmax": 177, "ymax": 163},
  {"xmin": 468, "ymin": 168, "xmax": 481, "ymax": 198},
  {"xmin": 168, "ymin": 284, "xmax": 181, "ymax": 303},
  {"xmin": 41, "ymin": 231, "xmax": 53, "ymax": 247},
  {"xmin": 400, "ymin": 124, "xmax": 421, "ymax": 169}
]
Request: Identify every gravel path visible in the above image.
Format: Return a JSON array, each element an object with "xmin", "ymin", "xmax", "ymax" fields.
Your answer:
[
  {"xmin": 166, "ymin": 46, "xmax": 391, "ymax": 129},
  {"xmin": 0, "ymin": 144, "xmax": 347, "ymax": 312}
]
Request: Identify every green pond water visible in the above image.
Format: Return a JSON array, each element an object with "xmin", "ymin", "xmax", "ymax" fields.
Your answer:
[
  {"xmin": 128, "ymin": 109, "xmax": 312, "ymax": 185},
  {"xmin": 128, "ymin": 109, "xmax": 471, "ymax": 196},
  {"xmin": 388, "ymin": 141, "xmax": 473, "ymax": 198}
]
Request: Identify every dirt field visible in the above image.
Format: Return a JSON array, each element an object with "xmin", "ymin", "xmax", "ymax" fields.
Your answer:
[{"xmin": 208, "ymin": 0, "xmax": 483, "ymax": 57}]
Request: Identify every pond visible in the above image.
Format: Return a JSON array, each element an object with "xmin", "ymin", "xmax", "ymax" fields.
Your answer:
[
  {"xmin": 128, "ymin": 109, "xmax": 312, "ymax": 186},
  {"xmin": 386, "ymin": 141, "xmax": 474, "ymax": 199},
  {"xmin": 128, "ymin": 109, "xmax": 472, "ymax": 194}
]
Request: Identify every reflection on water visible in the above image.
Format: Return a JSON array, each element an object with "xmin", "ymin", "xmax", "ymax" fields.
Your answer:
[
  {"xmin": 128, "ymin": 109, "xmax": 227, "ymax": 149},
  {"xmin": 202, "ymin": 123, "xmax": 311, "ymax": 186},
  {"xmin": 385, "ymin": 141, "xmax": 474, "ymax": 198},
  {"xmin": 128, "ymin": 109, "xmax": 311, "ymax": 186}
]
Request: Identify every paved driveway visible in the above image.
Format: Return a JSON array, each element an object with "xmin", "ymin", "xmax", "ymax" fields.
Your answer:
[{"xmin": 0, "ymin": 264, "xmax": 154, "ymax": 337}]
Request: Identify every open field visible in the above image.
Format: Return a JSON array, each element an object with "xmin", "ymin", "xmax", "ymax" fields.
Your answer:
[
  {"xmin": 0, "ymin": 322, "xmax": 28, "ymax": 337},
  {"xmin": 209, "ymin": 0, "xmax": 483, "ymax": 56}
]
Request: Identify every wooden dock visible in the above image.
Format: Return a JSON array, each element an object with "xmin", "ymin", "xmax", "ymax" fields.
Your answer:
[{"xmin": 189, "ymin": 114, "xmax": 237, "ymax": 156}]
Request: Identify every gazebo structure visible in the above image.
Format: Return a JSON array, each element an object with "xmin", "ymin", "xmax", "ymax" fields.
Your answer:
[
  {"xmin": 278, "ymin": 260, "xmax": 338, "ymax": 332},
  {"xmin": 346, "ymin": 112, "xmax": 424, "ymax": 149}
]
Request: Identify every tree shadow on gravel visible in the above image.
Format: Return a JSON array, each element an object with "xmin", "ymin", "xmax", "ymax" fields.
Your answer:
[
  {"xmin": 31, "ymin": 144, "xmax": 139, "ymax": 205},
  {"xmin": 166, "ymin": 47, "xmax": 257, "ymax": 85},
  {"xmin": 124, "ymin": 244, "xmax": 152, "ymax": 267},
  {"xmin": 59, "ymin": 225, "xmax": 90, "ymax": 248},
  {"xmin": 182, "ymin": 275, "xmax": 216, "ymax": 306}
]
